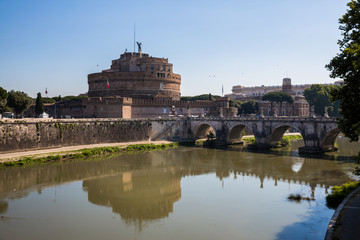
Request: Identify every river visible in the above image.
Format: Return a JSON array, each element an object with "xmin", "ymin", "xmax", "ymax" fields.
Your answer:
[{"xmin": 0, "ymin": 137, "xmax": 359, "ymax": 240}]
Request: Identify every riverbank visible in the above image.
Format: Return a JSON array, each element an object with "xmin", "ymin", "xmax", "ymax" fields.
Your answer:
[
  {"xmin": 325, "ymin": 186, "xmax": 360, "ymax": 239},
  {"xmin": 0, "ymin": 133, "xmax": 303, "ymax": 164},
  {"xmin": 0, "ymin": 140, "xmax": 174, "ymax": 163}
]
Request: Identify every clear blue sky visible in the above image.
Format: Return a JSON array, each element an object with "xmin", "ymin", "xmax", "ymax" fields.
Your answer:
[{"xmin": 0, "ymin": 0, "xmax": 348, "ymax": 98}]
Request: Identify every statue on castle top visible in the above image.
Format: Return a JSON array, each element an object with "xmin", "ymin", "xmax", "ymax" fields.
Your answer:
[{"xmin": 136, "ymin": 42, "xmax": 142, "ymax": 52}]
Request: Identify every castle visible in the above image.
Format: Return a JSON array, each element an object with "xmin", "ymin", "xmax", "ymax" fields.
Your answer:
[
  {"xmin": 87, "ymin": 51, "xmax": 181, "ymax": 100},
  {"xmin": 25, "ymin": 46, "xmax": 341, "ymax": 119},
  {"xmin": 26, "ymin": 47, "xmax": 234, "ymax": 119}
]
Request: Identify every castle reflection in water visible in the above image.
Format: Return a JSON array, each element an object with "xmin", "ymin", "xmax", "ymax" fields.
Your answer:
[{"xmin": 1, "ymin": 142, "xmax": 356, "ymax": 229}]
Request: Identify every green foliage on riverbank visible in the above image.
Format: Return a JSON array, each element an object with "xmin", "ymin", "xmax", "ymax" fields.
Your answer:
[
  {"xmin": 326, "ymin": 181, "xmax": 360, "ymax": 209},
  {"xmin": 0, "ymin": 143, "xmax": 185, "ymax": 169},
  {"xmin": 242, "ymin": 134, "xmax": 303, "ymax": 147}
]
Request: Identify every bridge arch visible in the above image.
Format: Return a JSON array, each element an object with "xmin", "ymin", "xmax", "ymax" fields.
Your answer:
[
  {"xmin": 321, "ymin": 127, "xmax": 341, "ymax": 151},
  {"xmin": 269, "ymin": 123, "xmax": 303, "ymax": 147},
  {"xmin": 193, "ymin": 122, "xmax": 217, "ymax": 140},
  {"xmin": 227, "ymin": 123, "xmax": 254, "ymax": 144}
]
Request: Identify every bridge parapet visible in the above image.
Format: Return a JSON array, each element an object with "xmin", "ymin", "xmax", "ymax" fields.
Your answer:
[{"xmin": 187, "ymin": 116, "xmax": 340, "ymax": 153}]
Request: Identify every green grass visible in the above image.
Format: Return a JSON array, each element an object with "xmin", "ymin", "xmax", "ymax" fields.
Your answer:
[
  {"xmin": 242, "ymin": 134, "xmax": 303, "ymax": 147},
  {"xmin": 242, "ymin": 136, "xmax": 256, "ymax": 144},
  {"xmin": 0, "ymin": 143, "xmax": 184, "ymax": 169},
  {"xmin": 326, "ymin": 181, "xmax": 360, "ymax": 209}
]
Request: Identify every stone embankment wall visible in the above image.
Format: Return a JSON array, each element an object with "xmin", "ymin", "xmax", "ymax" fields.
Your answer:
[
  {"xmin": 149, "ymin": 118, "xmax": 189, "ymax": 141},
  {"xmin": 0, "ymin": 119, "xmax": 155, "ymax": 153}
]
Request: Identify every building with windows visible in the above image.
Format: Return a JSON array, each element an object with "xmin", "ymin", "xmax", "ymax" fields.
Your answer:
[
  {"xmin": 88, "ymin": 51, "xmax": 181, "ymax": 100},
  {"xmin": 226, "ymin": 78, "xmax": 313, "ymax": 101},
  {"xmin": 227, "ymin": 78, "xmax": 311, "ymax": 116}
]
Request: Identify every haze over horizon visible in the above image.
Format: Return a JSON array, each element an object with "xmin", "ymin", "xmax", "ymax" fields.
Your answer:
[{"xmin": 0, "ymin": 0, "xmax": 348, "ymax": 98}]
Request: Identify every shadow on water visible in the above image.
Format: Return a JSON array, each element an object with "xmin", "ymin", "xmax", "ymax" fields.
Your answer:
[
  {"xmin": 274, "ymin": 197, "xmax": 332, "ymax": 240},
  {"xmin": 210, "ymin": 137, "xmax": 359, "ymax": 163}
]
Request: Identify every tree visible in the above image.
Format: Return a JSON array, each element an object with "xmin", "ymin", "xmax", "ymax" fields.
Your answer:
[
  {"xmin": 42, "ymin": 97, "xmax": 56, "ymax": 104},
  {"xmin": 303, "ymin": 84, "xmax": 341, "ymax": 117},
  {"xmin": 262, "ymin": 92, "xmax": 294, "ymax": 115},
  {"xmin": 52, "ymin": 95, "xmax": 62, "ymax": 102},
  {"xmin": 239, "ymin": 100, "xmax": 259, "ymax": 115},
  {"xmin": 7, "ymin": 90, "xmax": 33, "ymax": 115},
  {"xmin": 229, "ymin": 99, "xmax": 242, "ymax": 108},
  {"xmin": 35, "ymin": 92, "xmax": 45, "ymax": 116},
  {"xmin": 0, "ymin": 87, "xmax": 8, "ymax": 113},
  {"xmin": 326, "ymin": 0, "xmax": 360, "ymax": 142},
  {"xmin": 180, "ymin": 94, "xmax": 220, "ymax": 101}
]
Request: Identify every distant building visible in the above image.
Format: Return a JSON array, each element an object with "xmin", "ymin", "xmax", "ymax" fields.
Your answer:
[
  {"xmin": 227, "ymin": 78, "xmax": 312, "ymax": 116},
  {"xmin": 226, "ymin": 78, "xmax": 313, "ymax": 101},
  {"xmin": 88, "ymin": 51, "xmax": 181, "ymax": 100},
  {"xmin": 226, "ymin": 78, "xmax": 342, "ymax": 100}
]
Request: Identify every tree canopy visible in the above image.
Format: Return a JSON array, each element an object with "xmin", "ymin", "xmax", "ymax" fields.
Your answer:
[
  {"xmin": 35, "ymin": 92, "xmax": 45, "ymax": 116},
  {"xmin": 42, "ymin": 97, "xmax": 56, "ymax": 104},
  {"xmin": 61, "ymin": 95, "xmax": 88, "ymax": 101},
  {"xmin": 7, "ymin": 90, "xmax": 33, "ymax": 115},
  {"xmin": 303, "ymin": 84, "xmax": 341, "ymax": 117},
  {"xmin": 180, "ymin": 94, "xmax": 220, "ymax": 101},
  {"xmin": 239, "ymin": 100, "xmax": 259, "ymax": 115},
  {"xmin": 229, "ymin": 99, "xmax": 242, "ymax": 108},
  {"xmin": 0, "ymin": 87, "xmax": 8, "ymax": 113},
  {"xmin": 326, "ymin": 0, "xmax": 360, "ymax": 142},
  {"xmin": 262, "ymin": 92, "xmax": 294, "ymax": 104}
]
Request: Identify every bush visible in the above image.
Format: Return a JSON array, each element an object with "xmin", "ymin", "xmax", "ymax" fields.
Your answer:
[{"xmin": 326, "ymin": 181, "xmax": 360, "ymax": 209}]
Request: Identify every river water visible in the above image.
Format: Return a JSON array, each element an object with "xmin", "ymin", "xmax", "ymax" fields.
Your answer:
[{"xmin": 0, "ymin": 137, "xmax": 359, "ymax": 240}]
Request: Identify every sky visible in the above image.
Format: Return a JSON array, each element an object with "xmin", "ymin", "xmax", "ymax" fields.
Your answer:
[{"xmin": 0, "ymin": 0, "xmax": 349, "ymax": 98}]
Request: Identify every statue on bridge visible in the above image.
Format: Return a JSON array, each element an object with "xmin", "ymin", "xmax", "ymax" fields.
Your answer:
[
  {"xmin": 273, "ymin": 104, "xmax": 278, "ymax": 117},
  {"xmin": 324, "ymin": 106, "xmax": 329, "ymax": 118},
  {"xmin": 260, "ymin": 107, "xmax": 264, "ymax": 118},
  {"xmin": 310, "ymin": 106, "xmax": 316, "ymax": 118}
]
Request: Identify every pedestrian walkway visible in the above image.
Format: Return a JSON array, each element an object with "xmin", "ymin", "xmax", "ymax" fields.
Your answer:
[
  {"xmin": 0, "ymin": 140, "xmax": 172, "ymax": 163},
  {"xmin": 325, "ymin": 186, "xmax": 360, "ymax": 239}
]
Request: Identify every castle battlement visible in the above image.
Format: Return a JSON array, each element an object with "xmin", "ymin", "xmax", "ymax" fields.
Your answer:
[
  {"xmin": 88, "ymin": 50, "xmax": 181, "ymax": 100},
  {"xmin": 132, "ymin": 98, "xmax": 228, "ymax": 108},
  {"xmin": 84, "ymin": 96, "xmax": 132, "ymax": 105}
]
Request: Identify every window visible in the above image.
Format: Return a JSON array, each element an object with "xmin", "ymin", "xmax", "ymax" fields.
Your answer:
[{"xmin": 157, "ymin": 72, "xmax": 165, "ymax": 78}]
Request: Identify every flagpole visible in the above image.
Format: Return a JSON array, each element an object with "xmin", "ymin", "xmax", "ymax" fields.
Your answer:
[{"xmin": 106, "ymin": 78, "xmax": 109, "ymax": 118}]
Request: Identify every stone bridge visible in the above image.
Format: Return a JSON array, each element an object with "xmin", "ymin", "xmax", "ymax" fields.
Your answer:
[{"xmin": 187, "ymin": 116, "xmax": 339, "ymax": 153}]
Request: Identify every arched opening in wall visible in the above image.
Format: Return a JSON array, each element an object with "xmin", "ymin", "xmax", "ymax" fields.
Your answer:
[
  {"xmin": 227, "ymin": 124, "xmax": 253, "ymax": 144},
  {"xmin": 322, "ymin": 128, "xmax": 341, "ymax": 151},
  {"xmin": 269, "ymin": 125, "xmax": 304, "ymax": 148},
  {"xmin": 194, "ymin": 123, "xmax": 216, "ymax": 140}
]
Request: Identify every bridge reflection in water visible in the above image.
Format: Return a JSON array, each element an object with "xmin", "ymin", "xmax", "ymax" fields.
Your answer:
[{"xmin": 0, "ymin": 139, "xmax": 357, "ymax": 227}]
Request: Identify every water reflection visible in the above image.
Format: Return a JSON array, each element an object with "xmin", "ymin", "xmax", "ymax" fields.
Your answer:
[
  {"xmin": 83, "ymin": 170, "xmax": 181, "ymax": 225},
  {"xmin": 0, "ymin": 147, "xmax": 355, "ymax": 218},
  {"xmin": 0, "ymin": 137, "xmax": 359, "ymax": 239}
]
